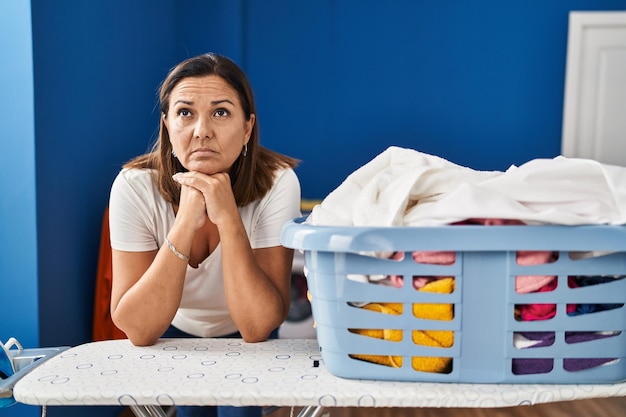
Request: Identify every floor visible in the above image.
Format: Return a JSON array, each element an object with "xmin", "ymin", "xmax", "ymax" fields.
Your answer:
[
  {"xmin": 118, "ymin": 397, "xmax": 626, "ymax": 416},
  {"xmin": 269, "ymin": 397, "xmax": 626, "ymax": 417}
]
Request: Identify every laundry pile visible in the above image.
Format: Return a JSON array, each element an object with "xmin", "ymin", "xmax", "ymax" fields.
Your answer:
[
  {"xmin": 308, "ymin": 146, "xmax": 626, "ymax": 227},
  {"xmin": 308, "ymin": 147, "xmax": 626, "ymax": 374}
]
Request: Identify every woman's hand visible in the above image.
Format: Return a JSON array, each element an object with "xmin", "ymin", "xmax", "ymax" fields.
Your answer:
[
  {"xmin": 175, "ymin": 177, "xmax": 209, "ymax": 231},
  {"xmin": 173, "ymin": 171, "xmax": 238, "ymax": 226}
]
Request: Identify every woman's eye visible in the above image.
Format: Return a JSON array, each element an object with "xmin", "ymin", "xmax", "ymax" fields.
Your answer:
[
  {"xmin": 177, "ymin": 109, "xmax": 191, "ymax": 117},
  {"xmin": 214, "ymin": 108, "xmax": 230, "ymax": 118}
]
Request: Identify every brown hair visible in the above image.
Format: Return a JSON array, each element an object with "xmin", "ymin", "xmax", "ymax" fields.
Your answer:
[{"xmin": 124, "ymin": 53, "xmax": 298, "ymax": 206}]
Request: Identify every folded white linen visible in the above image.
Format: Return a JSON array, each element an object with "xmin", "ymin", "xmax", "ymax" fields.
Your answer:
[{"xmin": 308, "ymin": 146, "xmax": 626, "ymax": 226}]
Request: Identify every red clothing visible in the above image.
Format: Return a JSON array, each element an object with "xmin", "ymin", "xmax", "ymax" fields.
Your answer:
[{"xmin": 92, "ymin": 207, "xmax": 126, "ymax": 341}]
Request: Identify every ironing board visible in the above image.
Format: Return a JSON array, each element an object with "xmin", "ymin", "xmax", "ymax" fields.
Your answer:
[{"xmin": 12, "ymin": 338, "xmax": 626, "ymax": 417}]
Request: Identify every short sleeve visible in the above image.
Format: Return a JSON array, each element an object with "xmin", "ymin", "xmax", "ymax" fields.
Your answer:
[
  {"xmin": 108, "ymin": 169, "xmax": 164, "ymax": 252},
  {"xmin": 248, "ymin": 168, "xmax": 302, "ymax": 248}
]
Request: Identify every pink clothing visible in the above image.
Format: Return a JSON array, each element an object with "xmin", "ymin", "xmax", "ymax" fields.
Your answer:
[
  {"xmin": 411, "ymin": 251, "xmax": 456, "ymax": 265},
  {"xmin": 388, "ymin": 251, "xmax": 454, "ymax": 289},
  {"xmin": 515, "ymin": 251, "xmax": 558, "ymax": 293},
  {"xmin": 516, "ymin": 277, "xmax": 578, "ymax": 321},
  {"xmin": 389, "ymin": 218, "xmax": 558, "ymax": 293}
]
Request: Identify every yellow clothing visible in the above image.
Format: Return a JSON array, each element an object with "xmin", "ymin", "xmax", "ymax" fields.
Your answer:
[{"xmin": 350, "ymin": 277, "xmax": 455, "ymax": 373}]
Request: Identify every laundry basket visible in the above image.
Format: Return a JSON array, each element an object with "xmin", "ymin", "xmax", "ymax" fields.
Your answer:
[{"xmin": 280, "ymin": 217, "xmax": 626, "ymax": 384}]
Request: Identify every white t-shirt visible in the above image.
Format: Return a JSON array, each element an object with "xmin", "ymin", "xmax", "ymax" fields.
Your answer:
[{"xmin": 108, "ymin": 167, "xmax": 301, "ymax": 337}]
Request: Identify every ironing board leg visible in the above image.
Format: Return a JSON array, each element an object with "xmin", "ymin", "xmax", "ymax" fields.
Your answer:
[
  {"xmin": 296, "ymin": 405, "xmax": 327, "ymax": 417},
  {"xmin": 128, "ymin": 404, "xmax": 325, "ymax": 417},
  {"xmin": 129, "ymin": 405, "xmax": 169, "ymax": 417}
]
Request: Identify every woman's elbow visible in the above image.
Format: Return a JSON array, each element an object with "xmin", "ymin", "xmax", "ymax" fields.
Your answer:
[
  {"xmin": 128, "ymin": 334, "xmax": 159, "ymax": 347},
  {"xmin": 119, "ymin": 325, "xmax": 160, "ymax": 346},
  {"xmin": 111, "ymin": 313, "xmax": 159, "ymax": 346},
  {"xmin": 239, "ymin": 315, "xmax": 286, "ymax": 343},
  {"xmin": 240, "ymin": 331, "xmax": 269, "ymax": 343}
]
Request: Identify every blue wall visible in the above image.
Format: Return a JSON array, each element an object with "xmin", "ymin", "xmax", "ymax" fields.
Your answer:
[
  {"xmin": 1, "ymin": 1, "xmax": 626, "ymax": 416},
  {"xmin": 242, "ymin": 0, "xmax": 626, "ymax": 198},
  {"xmin": 30, "ymin": 0, "xmax": 180, "ymax": 350},
  {"xmin": 0, "ymin": 0, "xmax": 39, "ymax": 347},
  {"xmin": 0, "ymin": 2, "xmax": 39, "ymax": 416}
]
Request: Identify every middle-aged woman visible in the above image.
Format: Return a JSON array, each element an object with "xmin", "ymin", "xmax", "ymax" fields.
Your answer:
[{"xmin": 108, "ymin": 53, "xmax": 301, "ymax": 417}]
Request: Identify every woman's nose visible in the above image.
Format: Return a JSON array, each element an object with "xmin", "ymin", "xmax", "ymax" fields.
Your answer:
[{"xmin": 194, "ymin": 115, "xmax": 214, "ymax": 139}]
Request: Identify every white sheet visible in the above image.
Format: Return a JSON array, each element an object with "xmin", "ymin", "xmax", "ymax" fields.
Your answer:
[{"xmin": 309, "ymin": 146, "xmax": 626, "ymax": 227}]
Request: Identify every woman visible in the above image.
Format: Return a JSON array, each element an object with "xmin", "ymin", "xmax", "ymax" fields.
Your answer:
[{"xmin": 108, "ymin": 53, "xmax": 301, "ymax": 417}]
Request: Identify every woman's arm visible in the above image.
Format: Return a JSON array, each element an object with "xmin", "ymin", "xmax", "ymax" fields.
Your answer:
[
  {"xmin": 110, "ymin": 246, "xmax": 185, "ymax": 346},
  {"xmin": 111, "ymin": 179, "xmax": 208, "ymax": 346},
  {"xmin": 220, "ymin": 223, "xmax": 294, "ymax": 342}
]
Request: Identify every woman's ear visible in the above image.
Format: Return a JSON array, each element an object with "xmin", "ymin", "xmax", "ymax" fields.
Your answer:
[
  {"xmin": 244, "ymin": 113, "xmax": 256, "ymax": 143},
  {"xmin": 162, "ymin": 112, "xmax": 170, "ymax": 130}
]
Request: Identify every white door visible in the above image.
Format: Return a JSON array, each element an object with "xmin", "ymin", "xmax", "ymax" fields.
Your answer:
[{"xmin": 562, "ymin": 12, "xmax": 626, "ymax": 166}]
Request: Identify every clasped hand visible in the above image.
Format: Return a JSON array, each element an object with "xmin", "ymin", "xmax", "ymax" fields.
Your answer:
[{"xmin": 173, "ymin": 171, "xmax": 237, "ymax": 230}]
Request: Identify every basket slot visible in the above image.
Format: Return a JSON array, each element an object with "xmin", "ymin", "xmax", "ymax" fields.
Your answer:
[
  {"xmin": 349, "ymin": 328, "xmax": 456, "ymax": 350},
  {"xmin": 345, "ymin": 300, "xmax": 458, "ymax": 321},
  {"xmin": 566, "ymin": 276, "xmax": 626, "ymax": 299},
  {"xmin": 506, "ymin": 358, "xmax": 626, "ymax": 383},
  {"xmin": 348, "ymin": 354, "xmax": 455, "ymax": 375},
  {"xmin": 311, "ymin": 298, "xmax": 460, "ymax": 330},
  {"xmin": 566, "ymin": 250, "xmax": 626, "ymax": 263},
  {"xmin": 562, "ymin": 358, "xmax": 622, "ymax": 373},
  {"xmin": 509, "ymin": 305, "xmax": 626, "ymax": 331},
  {"xmin": 306, "ymin": 271, "xmax": 461, "ymax": 304},
  {"xmin": 324, "ymin": 330, "xmax": 458, "ymax": 356},
  {"xmin": 508, "ymin": 330, "xmax": 625, "ymax": 357},
  {"xmin": 509, "ymin": 358, "xmax": 622, "ymax": 377},
  {"xmin": 509, "ymin": 250, "xmax": 626, "ymax": 273},
  {"xmin": 306, "ymin": 250, "xmax": 462, "ymax": 276},
  {"xmin": 509, "ymin": 275, "xmax": 626, "ymax": 303},
  {"xmin": 322, "ymin": 349, "xmax": 462, "ymax": 382}
]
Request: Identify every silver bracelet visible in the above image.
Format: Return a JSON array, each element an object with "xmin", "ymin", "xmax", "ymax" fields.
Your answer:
[{"xmin": 165, "ymin": 237, "xmax": 190, "ymax": 261}]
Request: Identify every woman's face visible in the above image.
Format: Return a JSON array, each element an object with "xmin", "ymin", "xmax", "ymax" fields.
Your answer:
[{"xmin": 164, "ymin": 75, "xmax": 255, "ymax": 175}]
